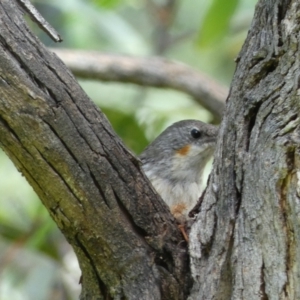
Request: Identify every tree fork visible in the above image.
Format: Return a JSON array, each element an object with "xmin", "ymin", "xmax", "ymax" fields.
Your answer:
[{"xmin": 2, "ymin": 0, "xmax": 300, "ymax": 299}]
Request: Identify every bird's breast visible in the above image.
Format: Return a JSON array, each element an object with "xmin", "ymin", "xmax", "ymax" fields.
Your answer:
[{"xmin": 144, "ymin": 168, "xmax": 202, "ymax": 219}]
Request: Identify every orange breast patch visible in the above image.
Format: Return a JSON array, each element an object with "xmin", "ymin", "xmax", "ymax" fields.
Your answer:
[
  {"xmin": 176, "ymin": 144, "xmax": 190, "ymax": 156},
  {"xmin": 171, "ymin": 203, "xmax": 187, "ymax": 217}
]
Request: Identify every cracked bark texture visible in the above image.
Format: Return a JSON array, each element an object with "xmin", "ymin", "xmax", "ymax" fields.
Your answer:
[
  {"xmin": 1, "ymin": 0, "xmax": 300, "ymax": 299},
  {"xmin": 189, "ymin": 0, "xmax": 300, "ymax": 299},
  {"xmin": 0, "ymin": 1, "xmax": 190, "ymax": 299}
]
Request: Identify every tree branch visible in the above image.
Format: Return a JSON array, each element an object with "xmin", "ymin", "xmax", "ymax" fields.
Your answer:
[
  {"xmin": 0, "ymin": 0, "xmax": 190, "ymax": 299},
  {"xmin": 52, "ymin": 48, "xmax": 227, "ymax": 122},
  {"xmin": 17, "ymin": 0, "xmax": 62, "ymax": 42}
]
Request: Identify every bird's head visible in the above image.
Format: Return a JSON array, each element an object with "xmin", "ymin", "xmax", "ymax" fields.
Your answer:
[{"xmin": 140, "ymin": 120, "xmax": 218, "ymax": 183}]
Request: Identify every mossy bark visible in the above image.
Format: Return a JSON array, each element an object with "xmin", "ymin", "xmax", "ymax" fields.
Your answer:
[{"xmin": 0, "ymin": 1, "xmax": 190, "ymax": 299}]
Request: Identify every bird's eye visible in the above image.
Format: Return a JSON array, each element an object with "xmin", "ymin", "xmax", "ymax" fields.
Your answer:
[{"xmin": 190, "ymin": 128, "xmax": 201, "ymax": 139}]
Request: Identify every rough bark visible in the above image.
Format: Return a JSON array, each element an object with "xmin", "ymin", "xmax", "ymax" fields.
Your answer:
[
  {"xmin": 0, "ymin": 1, "xmax": 190, "ymax": 299},
  {"xmin": 189, "ymin": 0, "xmax": 300, "ymax": 299},
  {"xmin": 2, "ymin": 0, "xmax": 300, "ymax": 299}
]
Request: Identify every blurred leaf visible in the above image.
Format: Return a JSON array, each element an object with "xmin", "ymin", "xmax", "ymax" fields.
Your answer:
[
  {"xmin": 26, "ymin": 220, "xmax": 61, "ymax": 261},
  {"xmin": 101, "ymin": 108, "xmax": 149, "ymax": 154},
  {"xmin": 0, "ymin": 221, "xmax": 61, "ymax": 261},
  {"xmin": 0, "ymin": 223, "xmax": 26, "ymax": 241},
  {"xmin": 197, "ymin": 0, "xmax": 239, "ymax": 47},
  {"xmin": 92, "ymin": 0, "xmax": 122, "ymax": 9}
]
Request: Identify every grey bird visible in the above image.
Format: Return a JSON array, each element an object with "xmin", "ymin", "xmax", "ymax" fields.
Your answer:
[{"xmin": 140, "ymin": 119, "xmax": 217, "ymax": 225}]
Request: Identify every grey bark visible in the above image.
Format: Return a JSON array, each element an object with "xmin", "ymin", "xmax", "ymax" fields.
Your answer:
[
  {"xmin": 1, "ymin": 0, "xmax": 299, "ymax": 299},
  {"xmin": 189, "ymin": 0, "xmax": 300, "ymax": 299},
  {"xmin": 0, "ymin": 1, "xmax": 190, "ymax": 299}
]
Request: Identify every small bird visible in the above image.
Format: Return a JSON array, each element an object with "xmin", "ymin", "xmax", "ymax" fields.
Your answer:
[{"xmin": 140, "ymin": 120, "xmax": 217, "ymax": 239}]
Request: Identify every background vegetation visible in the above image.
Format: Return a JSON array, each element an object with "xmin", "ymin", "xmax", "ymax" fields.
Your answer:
[{"xmin": 0, "ymin": 0, "xmax": 256, "ymax": 299}]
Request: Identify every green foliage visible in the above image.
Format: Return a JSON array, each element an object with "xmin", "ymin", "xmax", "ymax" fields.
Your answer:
[
  {"xmin": 197, "ymin": 0, "xmax": 240, "ymax": 47},
  {"xmin": 92, "ymin": 0, "xmax": 122, "ymax": 9}
]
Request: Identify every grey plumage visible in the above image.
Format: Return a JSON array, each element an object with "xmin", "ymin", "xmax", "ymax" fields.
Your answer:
[{"xmin": 140, "ymin": 119, "xmax": 218, "ymax": 220}]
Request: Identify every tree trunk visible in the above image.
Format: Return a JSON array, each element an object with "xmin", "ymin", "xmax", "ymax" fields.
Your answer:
[
  {"xmin": 0, "ymin": 0, "xmax": 300, "ymax": 299},
  {"xmin": 0, "ymin": 1, "xmax": 190, "ymax": 299},
  {"xmin": 189, "ymin": 0, "xmax": 300, "ymax": 299}
]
